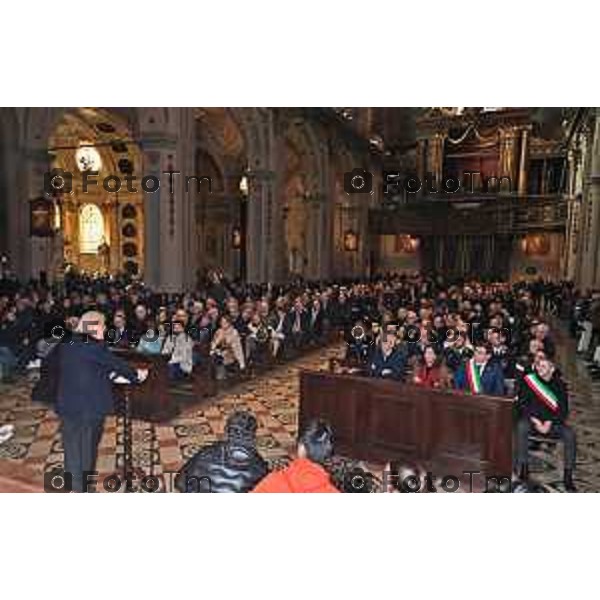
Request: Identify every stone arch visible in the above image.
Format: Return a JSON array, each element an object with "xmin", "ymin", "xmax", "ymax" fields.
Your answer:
[
  {"xmin": 46, "ymin": 108, "xmax": 144, "ymax": 276},
  {"xmin": 192, "ymin": 108, "xmax": 261, "ymax": 281}
]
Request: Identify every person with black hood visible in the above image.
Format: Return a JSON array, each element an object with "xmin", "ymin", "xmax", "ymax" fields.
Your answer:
[{"xmin": 176, "ymin": 410, "xmax": 269, "ymax": 493}]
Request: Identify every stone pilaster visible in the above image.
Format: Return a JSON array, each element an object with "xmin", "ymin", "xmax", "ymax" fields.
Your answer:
[
  {"xmin": 246, "ymin": 169, "xmax": 277, "ymax": 283},
  {"xmin": 303, "ymin": 193, "xmax": 326, "ymax": 281},
  {"xmin": 517, "ymin": 128, "xmax": 530, "ymax": 195},
  {"xmin": 24, "ymin": 147, "xmax": 55, "ymax": 279},
  {"xmin": 578, "ymin": 112, "xmax": 600, "ymax": 289},
  {"xmin": 313, "ymin": 192, "xmax": 333, "ymax": 281},
  {"xmin": 427, "ymin": 134, "xmax": 444, "ymax": 188},
  {"xmin": 499, "ymin": 127, "xmax": 518, "ymax": 193},
  {"xmin": 139, "ymin": 136, "xmax": 188, "ymax": 292},
  {"xmin": 415, "ymin": 138, "xmax": 426, "ymax": 182}
]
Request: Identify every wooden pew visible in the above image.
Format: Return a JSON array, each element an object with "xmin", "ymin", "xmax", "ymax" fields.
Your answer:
[{"xmin": 299, "ymin": 370, "xmax": 514, "ymax": 481}]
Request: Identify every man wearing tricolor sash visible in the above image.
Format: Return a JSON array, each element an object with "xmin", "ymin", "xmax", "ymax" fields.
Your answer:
[
  {"xmin": 515, "ymin": 357, "xmax": 577, "ymax": 492},
  {"xmin": 454, "ymin": 342, "xmax": 505, "ymax": 397}
]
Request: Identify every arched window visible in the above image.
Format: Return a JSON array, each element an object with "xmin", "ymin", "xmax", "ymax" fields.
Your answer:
[{"xmin": 79, "ymin": 203, "xmax": 105, "ymax": 254}]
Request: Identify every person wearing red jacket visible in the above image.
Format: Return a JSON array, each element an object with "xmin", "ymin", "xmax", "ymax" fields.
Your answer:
[
  {"xmin": 412, "ymin": 345, "xmax": 450, "ymax": 389},
  {"xmin": 251, "ymin": 420, "xmax": 339, "ymax": 493}
]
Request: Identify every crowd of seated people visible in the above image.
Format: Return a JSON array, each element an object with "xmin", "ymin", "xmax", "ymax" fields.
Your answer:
[
  {"xmin": 0, "ymin": 269, "xmax": 582, "ymax": 490},
  {"xmin": 0, "ymin": 270, "xmax": 577, "ymax": 396},
  {"xmin": 326, "ymin": 276, "xmax": 578, "ymax": 490},
  {"xmin": 331, "ymin": 277, "xmax": 566, "ymax": 394},
  {"xmin": 0, "ymin": 269, "xmax": 344, "ymax": 385}
]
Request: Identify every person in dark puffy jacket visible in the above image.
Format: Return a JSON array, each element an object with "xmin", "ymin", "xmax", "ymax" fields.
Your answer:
[{"xmin": 175, "ymin": 410, "xmax": 269, "ymax": 493}]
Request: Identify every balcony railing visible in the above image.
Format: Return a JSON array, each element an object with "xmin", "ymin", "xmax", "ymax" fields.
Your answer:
[{"xmin": 370, "ymin": 194, "xmax": 568, "ymax": 236}]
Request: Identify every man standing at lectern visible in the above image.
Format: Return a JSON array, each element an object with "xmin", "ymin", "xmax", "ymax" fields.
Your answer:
[{"xmin": 55, "ymin": 311, "xmax": 147, "ymax": 492}]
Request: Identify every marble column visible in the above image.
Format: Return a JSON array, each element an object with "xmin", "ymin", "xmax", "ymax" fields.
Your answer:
[
  {"xmin": 563, "ymin": 148, "xmax": 580, "ymax": 280},
  {"xmin": 1, "ymin": 131, "xmax": 20, "ymax": 275},
  {"xmin": 246, "ymin": 169, "xmax": 277, "ymax": 284},
  {"xmin": 517, "ymin": 128, "xmax": 529, "ymax": 195},
  {"xmin": 24, "ymin": 147, "xmax": 55, "ymax": 279},
  {"xmin": 301, "ymin": 192, "xmax": 330, "ymax": 282},
  {"xmin": 427, "ymin": 134, "xmax": 444, "ymax": 189},
  {"xmin": 314, "ymin": 192, "xmax": 333, "ymax": 281},
  {"xmin": 579, "ymin": 112, "xmax": 600, "ymax": 288},
  {"xmin": 416, "ymin": 138, "xmax": 426, "ymax": 183},
  {"xmin": 139, "ymin": 141, "xmax": 164, "ymax": 288},
  {"xmin": 590, "ymin": 125, "xmax": 600, "ymax": 288},
  {"xmin": 499, "ymin": 128, "xmax": 518, "ymax": 193},
  {"xmin": 139, "ymin": 136, "xmax": 187, "ymax": 291}
]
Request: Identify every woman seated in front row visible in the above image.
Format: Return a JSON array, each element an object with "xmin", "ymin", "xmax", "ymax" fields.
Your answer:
[
  {"xmin": 161, "ymin": 319, "xmax": 194, "ymax": 380},
  {"xmin": 412, "ymin": 345, "xmax": 451, "ymax": 390},
  {"xmin": 210, "ymin": 315, "xmax": 246, "ymax": 380}
]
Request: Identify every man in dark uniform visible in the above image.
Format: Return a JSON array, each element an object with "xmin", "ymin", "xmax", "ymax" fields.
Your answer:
[
  {"xmin": 56, "ymin": 311, "xmax": 147, "ymax": 492},
  {"xmin": 515, "ymin": 357, "xmax": 577, "ymax": 492}
]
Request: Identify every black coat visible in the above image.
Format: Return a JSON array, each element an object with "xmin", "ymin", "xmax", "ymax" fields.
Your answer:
[
  {"xmin": 56, "ymin": 335, "xmax": 138, "ymax": 422},
  {"xmin": 369, "ymin": 347, "xmax": 407, "ymax": 381},
  {"xmin": 31, "ymin": 343, "xmax": 61, "ymax": 406},
  {"xmin": 285, "ymin": 309, "xmax": 310, "ymax": 334},
  {"xmin": 176, "ymin": 441, "xmax": 269, "ymax": 493},
  {"xmin": 308, "ymin": 308, "xmax": 324, "ymax": 337}
]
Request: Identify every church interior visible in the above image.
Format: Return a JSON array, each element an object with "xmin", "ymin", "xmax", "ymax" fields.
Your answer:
[{"xmin": 1, "ymin": 106, "xmax": 600, "ymax": 493}]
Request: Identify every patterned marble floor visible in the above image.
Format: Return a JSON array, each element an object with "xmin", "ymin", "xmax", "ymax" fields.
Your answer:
[
  {"xmin": 0, "ymin": 324, "xmax": 599, "ymax": 492},
  {"xmin": 0, "ymin": 346, "xmax": 340, "ymax": 492}
]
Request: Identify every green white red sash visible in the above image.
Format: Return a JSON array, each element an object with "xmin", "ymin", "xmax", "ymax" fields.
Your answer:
[
  {"xmin": 523, "ymin": 373, "xmax": 560, "ymax": 413},
  {"xmin": 466, "ymin": 359, "xmax": 483, "ymax": 394}
]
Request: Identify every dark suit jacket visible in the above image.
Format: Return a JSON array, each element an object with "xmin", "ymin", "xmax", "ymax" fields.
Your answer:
[
  {"xmin": 308, "ymin": 308, "xmax": 324, "ymax": 337},
  {"xmin": 369, "ymin": 347, "xmax": 407, "ymax": 381},
  {"xmin": 285, "ymin": 309, "xmax": 310, "ymax": 335},
  {"xmin": 56, "ymin": 334, "xmax": 138, "ymax": 422},
  {"xmin": 268, "ymin": 311, "xmax": 291, "ymax": 336}
]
